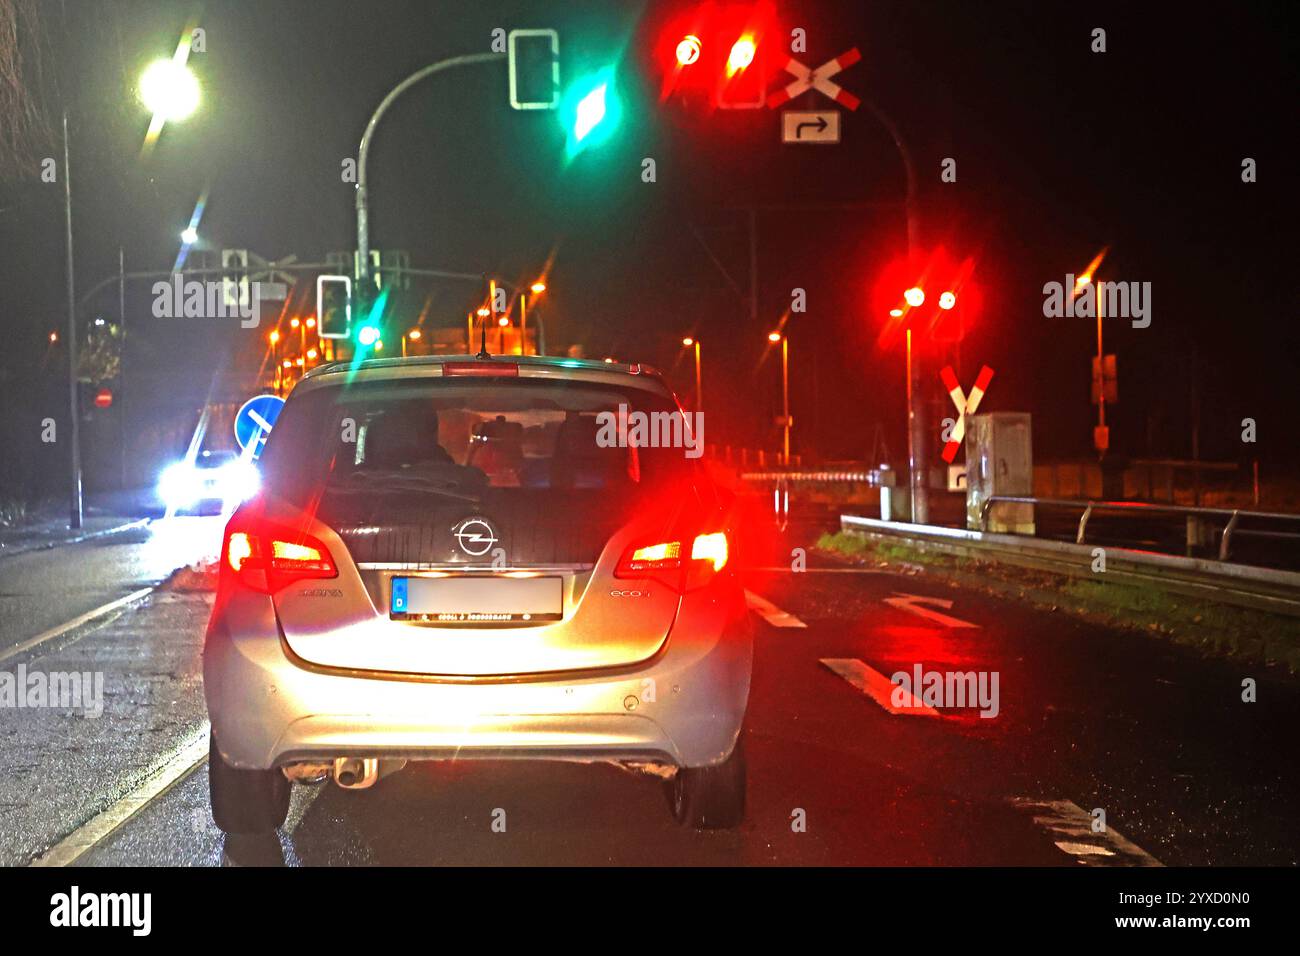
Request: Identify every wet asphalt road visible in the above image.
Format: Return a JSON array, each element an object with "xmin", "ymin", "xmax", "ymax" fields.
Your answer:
[{"xmin": 3, "ymin": 511, "xmax": 1298, "ymax": 866}]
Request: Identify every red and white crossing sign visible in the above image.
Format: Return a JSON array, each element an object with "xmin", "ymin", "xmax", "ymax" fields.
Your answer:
[
  {"xmin": 940, "ymin": 364, "xmax": 994, "ymax": 463},
  {"xmin": 766, "ymin": 47, "xmax": 862, "ymax": 110}
]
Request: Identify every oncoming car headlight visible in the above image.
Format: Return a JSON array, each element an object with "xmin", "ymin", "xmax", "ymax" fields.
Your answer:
[{"xmin": 158, "ymin": 462, "xmax": 200, "ymax": 510}]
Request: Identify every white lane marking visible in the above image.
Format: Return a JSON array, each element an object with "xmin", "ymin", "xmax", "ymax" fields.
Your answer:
[
  {"xmin": 883, "ymin": 592, "xmax": 979, "ymax": 628},
  {"xmin": 819, "ymin": 657, "xmax": 941, "ymax": 716},
  {"xmin": 30, "ymin": 724, "xmax": 211, "ymax": 867},
  {"xmin": 0, "ymin": 586, "xmax": 155, "ymax": 666},
  {"xmin": 1010, "ymin": 798, "xmax": 1162, "ymax": 867},
  {"xmin": 745, "ymin": 590, "xmax": 807, "ymax": 628}
]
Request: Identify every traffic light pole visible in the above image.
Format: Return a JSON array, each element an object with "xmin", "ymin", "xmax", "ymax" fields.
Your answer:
[{"xmin": 355, "ymin": 52, "xmax": 506, "ymax": 298}]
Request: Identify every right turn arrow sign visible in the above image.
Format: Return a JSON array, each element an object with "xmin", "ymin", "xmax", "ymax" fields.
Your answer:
[{"xmin": 781, "ymin": 110, "xmax": 841, "ymax": 144}]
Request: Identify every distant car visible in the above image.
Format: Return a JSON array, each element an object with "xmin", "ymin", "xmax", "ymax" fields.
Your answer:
[
  {"xmin": 157, "ymin": 449, "xmax": 260, "ymax": 513},
  {"xmin": 203, "ymin": 355, "xmax": 752, "ymax": 834}
]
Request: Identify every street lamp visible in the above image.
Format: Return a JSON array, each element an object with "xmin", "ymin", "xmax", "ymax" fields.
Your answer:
[
  {"xmin": 402, "ymin": 327, "xmax": 421, "ymax": 358},
  {"xmin": 768, "ymin": 331, "xmax": 791, "ymax": 465},
  {"xmin": 681, "ymin": 337, "xmax": 702, "ymax": 412},
  {"xmin": 180, "ymin": 226, "xmax": 198, "ymax": 245},
  {"xmin": 519, "ymin": 279, "xmax": 548, "ymax": 355},
  {"xmin": 139, "ymin": 59, "xmax": 200, "ymax": 122}
]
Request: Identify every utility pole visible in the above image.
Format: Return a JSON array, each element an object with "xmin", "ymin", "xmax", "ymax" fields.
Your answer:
[
  {"xmin": 62, "ymin": 109, "xmax": 83, "ymax": 529},
  {"xmin": 780, "ymin": 334, "xmax": 790, "ymax": 466},
  {"xmin": 118, "ymin": 246, "xmax": 127, "ymax": 489}
]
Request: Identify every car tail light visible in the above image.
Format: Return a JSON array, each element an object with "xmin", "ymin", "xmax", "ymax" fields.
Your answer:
[
  {"xmin": 221, "ymin": 510, "xmax": 337, "ymax": 594},
  {"xmin": 442, "ymin": 362, "xmax": 519, "ymax": 377},
  {"xmin": 615, "ymin": 531, "xmax": 730, "ymax": 592}
]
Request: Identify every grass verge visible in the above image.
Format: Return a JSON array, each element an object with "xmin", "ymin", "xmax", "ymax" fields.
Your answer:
[{"xmin": 816, "ymin": 530, "xmax": 1300, "ymax": 674}]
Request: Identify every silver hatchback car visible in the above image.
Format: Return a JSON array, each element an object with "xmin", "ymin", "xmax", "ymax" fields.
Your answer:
[{"xmin": 204, "ymin": 354, "xmax": 752, "ymax": 834}]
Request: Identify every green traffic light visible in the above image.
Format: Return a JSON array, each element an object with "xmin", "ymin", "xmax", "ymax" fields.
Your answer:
[{"xmin": 560, "ymin": 67, "xmax": 621, "ymax": 160}]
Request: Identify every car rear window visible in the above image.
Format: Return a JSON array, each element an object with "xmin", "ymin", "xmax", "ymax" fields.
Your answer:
[{"xmin": 258, "ymin": 375, "xmax": 701, "ymax": 516}]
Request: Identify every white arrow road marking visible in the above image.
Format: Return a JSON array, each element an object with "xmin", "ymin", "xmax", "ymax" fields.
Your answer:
[
  {"xmin": 883, "ymin": 592, "xmax": 980, "ymax": 628},
  {"xmin": 745, "ymin": 590, "xmax": 807, "ymax": 628},
  {"xmin": 0, "ymin": 587, "xmax": 154, "ymax": 666},
  {"xmin": 31, "ymin": 724, "xmax": 211, "ymax": 867},
  {"xmin": 1010, "ymin": 798, "xmax": 1162, "ymax": 867},
  {"xmin": 819, "ymin": 658, "xmax": 941, "ymax": 716}
]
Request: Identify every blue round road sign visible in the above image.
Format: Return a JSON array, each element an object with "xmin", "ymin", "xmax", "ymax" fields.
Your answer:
[{"xmin": 234, "ymin": 394, "xmax": 285, "ymax": 457}]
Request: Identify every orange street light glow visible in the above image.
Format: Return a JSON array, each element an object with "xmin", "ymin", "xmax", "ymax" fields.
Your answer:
[
  {"xmin": 904, "ymin": 287, "xmax": 925, "ymax": 307},
  {"xmin": 889, "ymin": 308, "xmax": 904, "ymax": 318},
  {"xmin": 290, "ymin": 318, "xmax": 301, "ymax": 329},
  {"xmin": 476, "ymin": 306, "xmax": 490, "ymax": 317},
  {"xmin": 530, "ymin": 281, "xmax": 547, "ymax": 294},
  {"xmin": 408, "ymin": 329, "xmax": 422, "ymax": 340},
  {"xmin": 497, "ymin": 316, "xmax": 510, "ymax": 327},
  {"xmin": 939, "ymin": 291, "xmax": 957, "ymax": 310},
  {"xmin": 305, "ymin": 317, "xmax": 316, "ymax": 329},
  {"xmin": 269, "ymin": 330, "xmax": 280, "ymax": 344},
  {"xmin": 306, "ymin": 348, "xmax": 318, "ymax": 360},
  {"xmin": 768, "ymin": 331, "xmax": 782, "ymax": 342},
  {"xmin": 682, "ymin": 337, "xmax": 694, "ymax": 347}
]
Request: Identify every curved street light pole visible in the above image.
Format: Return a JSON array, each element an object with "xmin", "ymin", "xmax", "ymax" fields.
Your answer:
[
  {"xmin": 355, "ymin": 52, "xmax": 506, "ymax": 296},
  {"xmin": 861, "ymin": 95, "xmax": 927, "ymax": 524}
]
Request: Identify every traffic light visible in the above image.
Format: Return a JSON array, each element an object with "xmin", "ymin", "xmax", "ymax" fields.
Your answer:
[
  {"xmin": 353, "ymin": 288, "xmax": 390, "ymax": 351},
  {"xmin": 507, "ymin": 28, "xmax": 560, "ymax": 110},
  {"xmin": 316, "ymin": 275, "xmax": 352, "ymax": 340},
  {"xmin": 560, "ymin": 66, "xmax": 622, "ymax": 159},
  {"xmin": 657, "ymin": 2, "xmax": 777, "ymax": 109},
  {"xmin": 221, "ymin": 249, "xmax": 249, "ymax": 310}
]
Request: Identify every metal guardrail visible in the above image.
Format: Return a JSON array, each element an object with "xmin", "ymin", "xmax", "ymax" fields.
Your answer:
[
  {"xmin": 840, "ymin": 514, "xmax": 1300, "ymax": 618},
  {"xmin": 980, "ymin": 495, "xmax": 1300, "ymax": 563}
]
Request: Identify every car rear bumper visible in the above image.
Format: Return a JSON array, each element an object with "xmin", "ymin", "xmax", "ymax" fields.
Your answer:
[{"xmin": 204, "ymin": 584, "xmax": 752, "ymax": 771}]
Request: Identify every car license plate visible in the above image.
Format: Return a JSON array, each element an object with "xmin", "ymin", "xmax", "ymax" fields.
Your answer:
[{"xmin": 390, "ymin": 575, "xmax": 563, "ymax": 623}]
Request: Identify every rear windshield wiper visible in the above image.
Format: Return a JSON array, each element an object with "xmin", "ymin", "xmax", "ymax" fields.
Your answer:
[{"xmin": 328, "ymin": 469, "xmax": 483, "ymax": 503}]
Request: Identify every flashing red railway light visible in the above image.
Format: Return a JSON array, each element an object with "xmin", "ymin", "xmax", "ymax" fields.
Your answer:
[
  {"xmin": 872, "ymin": 248, "xmax": 983, "ymax": 347},
  {"xmin": 676, "ymin": 33, "xmax": 702, "ymax": 66},
  {"xmin": 656, "ymin": 2, "xmax": 778, "ymax": 109},
  {"xmin": 726, "ymin": 35, "xmax": 756, "ymax": 74}
]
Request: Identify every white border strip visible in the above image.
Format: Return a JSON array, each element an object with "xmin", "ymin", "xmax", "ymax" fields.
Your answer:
[
  {"xmin": 30, "ymin": 724, "xmax": 211, "ymax": 867},
  {"xmin": 0, "ymin": 587, "xmax": 154, "ymax": 666}
]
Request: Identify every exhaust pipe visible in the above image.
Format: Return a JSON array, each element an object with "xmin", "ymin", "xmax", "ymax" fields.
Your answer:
[{"xmin": 333, "ymin": 757, "xmax": 380, "ymax": 789}]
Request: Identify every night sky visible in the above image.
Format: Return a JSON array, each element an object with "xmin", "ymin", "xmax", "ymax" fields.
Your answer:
[{"xmin": 1, "ymin": 0, "xmax": 1295, "ymax": 497}]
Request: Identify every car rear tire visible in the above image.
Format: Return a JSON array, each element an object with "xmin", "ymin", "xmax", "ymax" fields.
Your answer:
[
  {"xmin": 667, "ymin": 737, "xmax": 746, "ymax": 829},
  {"xmin": 209, "ymin": 733, "xmax": 290, "ymax": 835}
]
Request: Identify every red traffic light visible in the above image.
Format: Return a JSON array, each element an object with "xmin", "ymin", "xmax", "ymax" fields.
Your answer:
[{"xmin": 94, "ymin": 387, "xmax": 113, "ymax": 409}]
